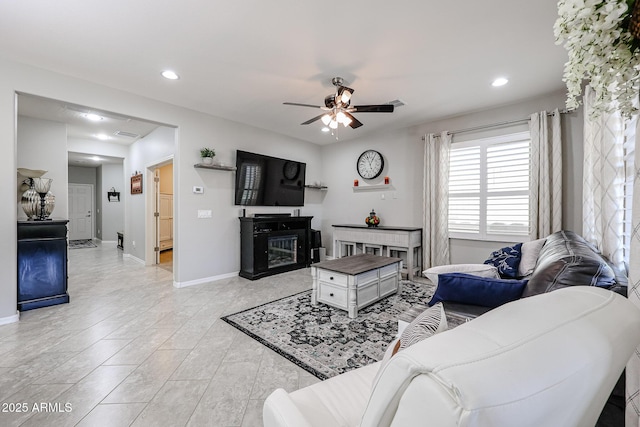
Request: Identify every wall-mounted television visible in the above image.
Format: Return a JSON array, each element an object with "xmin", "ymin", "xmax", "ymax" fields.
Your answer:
[{"xmin": 234, "ymin": 150, "xmax": 306, "ymax": 206}]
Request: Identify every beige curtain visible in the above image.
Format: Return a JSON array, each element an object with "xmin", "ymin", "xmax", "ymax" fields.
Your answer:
[
  {"xmin": 582, "ymin": 86, "xmax": 628, "ymax": 271},
  {"xmin": 626, "ymin": 117, "xmax": 640, "ymax": 427},
  {"xmin": 423, "ymin": 131, "xmax": 451, "ymax": 269},
  {"xmin": 529, "ymin": 109, "xmax": 562, "ymax": 238}
]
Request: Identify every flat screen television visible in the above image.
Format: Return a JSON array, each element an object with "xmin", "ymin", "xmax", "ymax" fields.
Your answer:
[{"xmin": 234, "ymin": 150, "xmax": 306, "ymax": 206}]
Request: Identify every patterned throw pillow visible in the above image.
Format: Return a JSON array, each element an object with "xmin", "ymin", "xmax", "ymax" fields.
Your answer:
[
  {"xmin": 398, "ymin": 302, "xmax": 448, "ymax": 350},
  {"xmin": 484, "ymin": 243, "xmax": 523, "ymax": 278},
  {"xmin": 374, "ymin": 303, "xmax": 448, "ymax": 385}
]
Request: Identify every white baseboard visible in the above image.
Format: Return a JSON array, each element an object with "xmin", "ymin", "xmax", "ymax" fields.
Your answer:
[
  {"xmin": 101, "ymin": 240, "xmax": 117, "ymax": 244},
  {"xmin": 174, "ymin": 271, "xmax": 239, "ymax": 288},
  {"xmin": 0, "ymin": 311, "xmax": 19, "ymax": 326},
  {"xmin": 123, "ymin": 253, "xmax": 145, "ymax": 265}
]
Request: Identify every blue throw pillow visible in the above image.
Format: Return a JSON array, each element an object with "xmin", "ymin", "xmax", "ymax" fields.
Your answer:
[
  {"xmin": 484, "ymin": 243, "xmax": 523, "ymax": 278},
  {"xmin": 428, "ymin": 272, "xmax": 528, "ymax": 308}
]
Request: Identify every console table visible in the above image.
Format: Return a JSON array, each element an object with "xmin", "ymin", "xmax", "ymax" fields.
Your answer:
[
  {"xmin": 332, "ymin": 224, "xmax": 422, "ymax": 280},
  {"xmin": 311, "ymin": 254, "xmax": 401, "ymax": 318}
]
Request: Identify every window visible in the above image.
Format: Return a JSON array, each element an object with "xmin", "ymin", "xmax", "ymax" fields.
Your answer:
[{"xmin": 448, "ymin": 131, "xmax": 531, "ymax": 240}]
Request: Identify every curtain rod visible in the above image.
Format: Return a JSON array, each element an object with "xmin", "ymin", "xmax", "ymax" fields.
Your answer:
[{"xmin": 422, "ymin": 109, "xmax": 571, "ymax": 140}]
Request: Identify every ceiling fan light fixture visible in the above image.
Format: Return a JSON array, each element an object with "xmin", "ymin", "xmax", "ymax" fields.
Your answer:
[
  {"xmin": 329, "ymin": 119, "xmax": 338, "ymax": 129},
  {"xmin": 336, "ymin": 111, "xmax": 351, "ymax": 126},
  {"xmin": 337, "ymin": 86, "xmax": 353, "ymax": 105},
  {"xmin": 321, "ymin": 114, "xmax": 332, "ymax": 126}
]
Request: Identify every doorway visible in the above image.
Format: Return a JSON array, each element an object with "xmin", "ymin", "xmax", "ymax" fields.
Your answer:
[
  {"xmin": 154, "ymin": 162, "xmax": 174, "ymax": 271},
  {"xmin": 68, "ymin": 183, "xmax": 93, "ymax": 240}
]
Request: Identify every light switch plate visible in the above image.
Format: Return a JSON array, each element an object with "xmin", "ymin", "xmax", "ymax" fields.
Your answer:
[
  {"xmin": 197, "ymin": 210, "xmax": 212, "ymax": 218},
  {"xmin": 193, "ymin": 186, "xmax": 204, "ymax": 194}
]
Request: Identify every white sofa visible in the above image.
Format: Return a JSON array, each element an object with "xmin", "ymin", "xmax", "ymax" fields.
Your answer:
[{"xmin": 263, "ymin": 287, "xmax": 640, "ymax": 427}]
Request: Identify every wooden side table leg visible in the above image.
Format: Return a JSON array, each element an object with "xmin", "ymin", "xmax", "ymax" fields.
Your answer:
[
  {"xmin": 348, "ymin": 276, "xmax": 357, "ymax": 318},
  {"xmin": 311, "ymin": 266, "xmax": 318, "ymax": 305}
]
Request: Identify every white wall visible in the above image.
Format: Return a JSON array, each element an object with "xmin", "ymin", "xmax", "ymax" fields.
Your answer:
[
  {"xmin": 100, "ymin": 163, "xmax": 124, "ymax": 241},
  {"xmin": 127, "ymin": 126, "xmax": 175, "ymax": 261},
  {"xmin": 16, "ymin": 116, "xmax": 68, "ymax": 220},
  {"xmin": 320, "ymin": 90, "xmax": 584, "ymax": 263}
]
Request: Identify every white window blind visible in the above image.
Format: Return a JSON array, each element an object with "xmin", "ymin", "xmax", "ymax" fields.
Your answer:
[{"xmin": 448, "ymin": 131, "xmax": 531, "ymax": 240}]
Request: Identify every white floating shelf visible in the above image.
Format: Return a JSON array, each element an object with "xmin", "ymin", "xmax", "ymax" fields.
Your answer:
[
  {"xmin": 353, "ymin": 184, "xmax": 394, "ymax": 191},
  {"xmin": 305, "ymin": 185, "xmax": 328, "ymax": 190},
  {"xmin": 194, "ymin": 163, "xmax": 237, "ymax": 171}
]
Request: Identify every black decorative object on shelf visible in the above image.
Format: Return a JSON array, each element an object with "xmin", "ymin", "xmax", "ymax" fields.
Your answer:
[{"xmin": 365, "ymin": 209, "xmax": 380, "ymax": 227}]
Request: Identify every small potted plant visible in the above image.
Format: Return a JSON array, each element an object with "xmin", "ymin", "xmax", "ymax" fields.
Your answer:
[{"xmin": 200, "ymin": 148, "xmax": 216, "ymax": 165}]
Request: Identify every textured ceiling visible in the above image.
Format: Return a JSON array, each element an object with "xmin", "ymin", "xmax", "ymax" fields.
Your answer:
[{"xmin": 1, "ymin": 1, "xmax": 567, "ymax": 146}]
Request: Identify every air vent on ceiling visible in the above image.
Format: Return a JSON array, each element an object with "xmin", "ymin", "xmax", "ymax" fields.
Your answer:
[
  {"xmin": 114, "ymin": 130, "xmax": 140, "ymax": 138},
  {"xmin": 388, "ymin": 99, "xmax": 406, "ymax": 108}
]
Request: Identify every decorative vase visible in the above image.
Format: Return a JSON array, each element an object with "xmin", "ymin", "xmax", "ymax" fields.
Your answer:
[
  {"xmin": 35, "ymin": 191, "xmax": 55, "ymax": 219},
  {"xmin": 365, "ymin": 208, "xmax": 380, "ymax": 228},
  {"xmin": 32, "ymin": 178, "xmax": 53, "ymax": 221},
  {"xmin": 202, "ymin": 157, "xmax": 214, "ymax": 165},
  {"xmin": 20, "ymin": 180, "xmax": 39, "ymax": 220}
]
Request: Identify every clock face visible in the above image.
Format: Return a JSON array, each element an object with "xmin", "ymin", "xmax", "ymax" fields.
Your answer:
[
  {"xmin": 283, "ymin": 161, "xmax": 300, "ymax": 180},
  {"xmin": 357, "ymin": 150, "xmax": 384, "ymax": 179}
]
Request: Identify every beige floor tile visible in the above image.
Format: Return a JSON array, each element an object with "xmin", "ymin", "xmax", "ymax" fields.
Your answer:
[
  {"xmin": 0, "ymin": 383, "xmax": 72, "ymax": 427},
  {"xmin": 76, "ymin": 403, "xmax": 146, "ymax": 427},
  {"xmin": 103, "ymin": 349, "xmax": 190, "ymax": 403},
  {"xmin": 131, "ymin": 380, "xmax": 209, "ymax": 426},
  {"xmin": 20, "ymin": 365, "xmax": 136, "ymax": 427},
  {"xmin": 241, "ymin": 399, "xmax": 265, "ymax": 427}
]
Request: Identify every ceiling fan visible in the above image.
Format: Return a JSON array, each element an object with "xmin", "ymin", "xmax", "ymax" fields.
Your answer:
[{"xmin": 283, "ymin": 77, "xmax": 394, "ymax": 130}]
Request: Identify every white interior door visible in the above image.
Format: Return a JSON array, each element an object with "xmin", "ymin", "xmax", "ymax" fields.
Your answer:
[
  {"xmin": 68, "ymin": 184, "xmax": 93, "ymax": 240},
  {"xmin": 159, "ymin": 193, "xmax": 173, "ymax": 249}
]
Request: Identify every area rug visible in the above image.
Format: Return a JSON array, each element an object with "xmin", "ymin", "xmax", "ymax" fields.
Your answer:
[
  {"xmin": 69, "ymin": 239, "xmax": 98, "ymax": 249},
  {"xmin": 221, "ymin": 281, "xmax": 469, "ymax": 380}
]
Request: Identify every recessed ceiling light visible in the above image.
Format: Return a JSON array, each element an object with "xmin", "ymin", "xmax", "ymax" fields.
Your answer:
[
  {"xmin": 321, "ymin": 127, "xmax": 330, "ymax": 132},
  {"xmin": 84, "ymin": 113, "xmax": 103, "ymax": 121},
  {"xmin": 492, "ymin": 77, "xmax": 509, "ymax": 87},
  {"xmin": 161, "ymin": 70, "xmax": 180, "ymax": 80},
  {"xmin": 96, "ymin": 134, "xmax": 109, "ymax": 140}
]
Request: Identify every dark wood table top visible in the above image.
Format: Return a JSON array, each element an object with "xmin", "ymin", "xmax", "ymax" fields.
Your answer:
[{"xmin": 314, "ymin": 254, "xmax": 402, "ymax": 275}]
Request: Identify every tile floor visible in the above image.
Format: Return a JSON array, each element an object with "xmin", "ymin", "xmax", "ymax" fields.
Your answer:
[{"xmin": 0, "ymin": 242, "xmax": 319, "ymax": 426}]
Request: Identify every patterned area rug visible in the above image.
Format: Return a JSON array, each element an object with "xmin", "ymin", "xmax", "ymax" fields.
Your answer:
[
  {"xmin": 222, "ymin": 281, "xmax": 468, "ymax": 380},
  {"xmin": 69, "ymin": 239, "xmax": 98, "ymax": 249}
]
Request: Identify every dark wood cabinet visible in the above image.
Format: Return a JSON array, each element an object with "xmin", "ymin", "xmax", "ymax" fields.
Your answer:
[
  {"xmin": 17, "ymin": 220, "xmax": 70, "ymax": 311},
  {"xmin": 239, "ymin": 216, "xmax": 312, "ymax": 280}
]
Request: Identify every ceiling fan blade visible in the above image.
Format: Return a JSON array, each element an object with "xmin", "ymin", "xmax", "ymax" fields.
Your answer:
[
  {"xmin": 353, "ymin": 104, "xmax": 394, "ymax": 113},
  {"xmin": 283, "ymin": 102, "xmax": 324, "ymax": 109},
  {"xmin": 301, "ymin": 114, "xmax": 326, "ymax": 125},
  {"xmin": 344, "ymin": 112, "xmax": 363, "ymax": 129}
]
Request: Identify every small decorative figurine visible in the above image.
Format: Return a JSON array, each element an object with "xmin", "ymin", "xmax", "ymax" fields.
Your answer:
[{"xmin": 365, "ymin": 208, "xmax": 380, "ymax": 227}]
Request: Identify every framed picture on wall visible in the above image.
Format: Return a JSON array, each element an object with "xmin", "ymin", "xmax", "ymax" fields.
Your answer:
[{"xmin": 131, "ymin": 174, "xmax": 143, "ymax": 194}]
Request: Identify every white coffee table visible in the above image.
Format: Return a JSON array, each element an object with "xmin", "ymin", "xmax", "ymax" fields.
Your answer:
[{"xmin": 311, "ymin": 254, "xmax": 402, "ymax": 318}]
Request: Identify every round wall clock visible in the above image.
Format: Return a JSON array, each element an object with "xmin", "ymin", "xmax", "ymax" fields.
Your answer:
[
  {"xmin": 283, "ymin": 161, "xmax": 300, "ymax": 180},
  {"xmin": 357, "ymin": 149, "xmax": 384, "ymax": 179}
]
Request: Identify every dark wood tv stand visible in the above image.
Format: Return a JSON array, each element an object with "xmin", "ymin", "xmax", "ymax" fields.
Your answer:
[{"xmin": 239, "ymin": 216, "xmax": 312, "ymax": 280}]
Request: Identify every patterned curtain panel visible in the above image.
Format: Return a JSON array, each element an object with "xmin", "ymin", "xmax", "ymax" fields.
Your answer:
[
  {"xmin": 529, "ymin": 109, "xmax": 562, "ymax": 239},
  {"xmin": 582, "ymin": 86, "xmax": 627, "ymax": 271},
  {"xmin": 423, "ymin": 131, "xmax": 451, "ymax": 268},
  {"xmin": 626, "ymin": 116, "xmax": 640, "ymax": 427}
]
